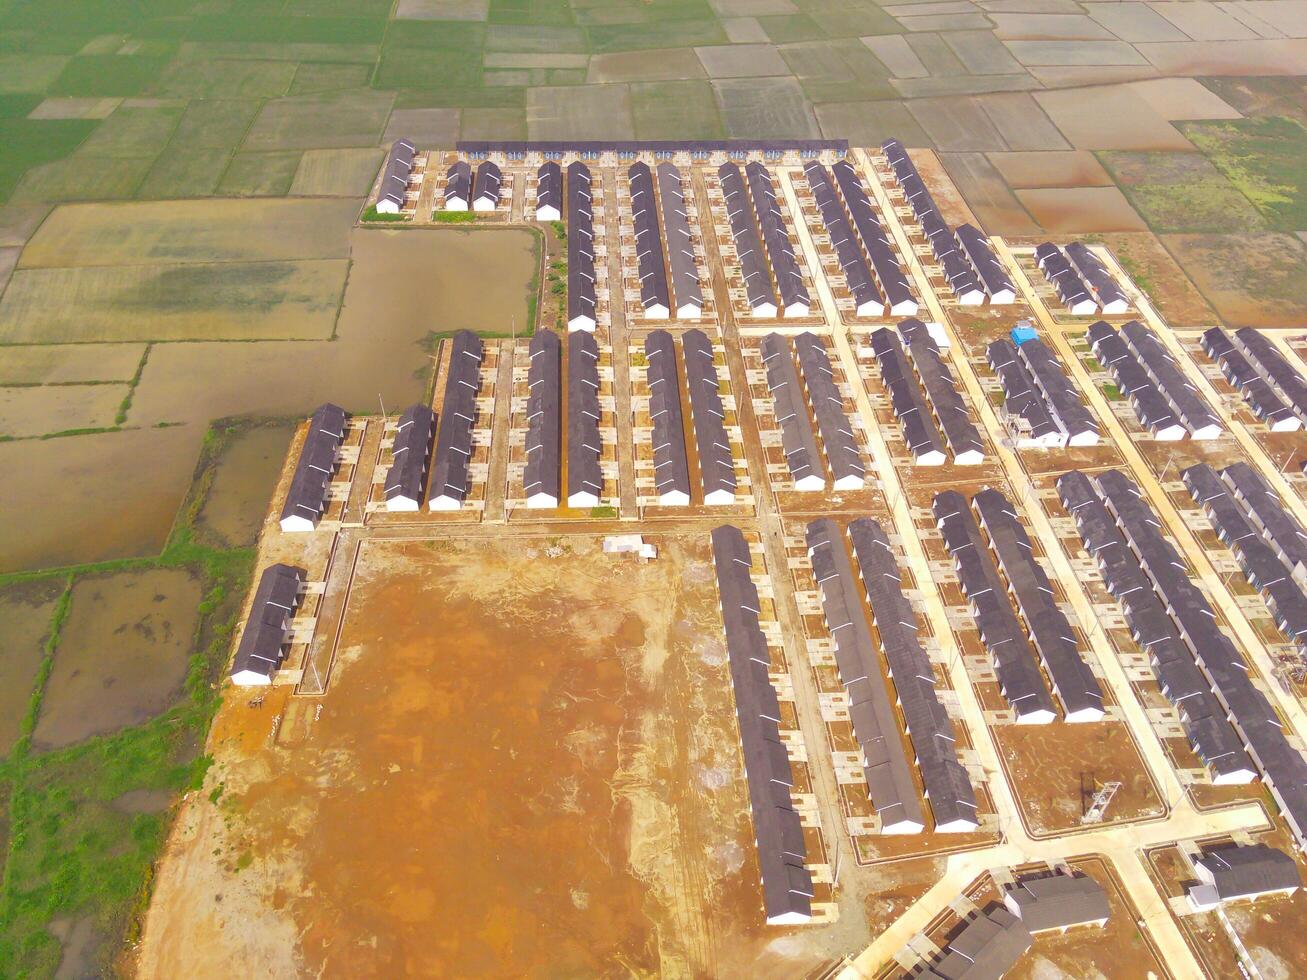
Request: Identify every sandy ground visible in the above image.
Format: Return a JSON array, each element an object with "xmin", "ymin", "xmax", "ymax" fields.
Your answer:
[{"xmin": 134, "ymin": 532, "xmax": 836, "ymax": 977}]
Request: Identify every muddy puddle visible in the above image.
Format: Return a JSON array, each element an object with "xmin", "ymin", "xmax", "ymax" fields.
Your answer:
[
  {"xmin": 0, "ymin": 579, "xmax": 64, "ymax": 754},
  {"xmin": 196, "ymin": 423, "xmax": 294, "ymax": 549},
  {"xmin": 48, "ymin": 915, "xmax": 102, "ymax": 980},
  {"xmin": 139, "ymin": 535, "xmax": 833, "ymax": 978},
  {"xmin": 33, "ymin": 568, "xmax": 201, "ymax": 750}
]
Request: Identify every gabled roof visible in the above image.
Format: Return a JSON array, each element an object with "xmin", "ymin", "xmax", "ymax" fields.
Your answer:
[
  {"xmin": 628, "ymin": 162, "xmax": 670, "ymax": 315},
  {"xmin": 682, "ymin": 329, "xmax": 736, "ymax": 500},
  {"xmin": 230, "ymin": 564, "xmax": 304, "ymax": 681},
  {"xmin": 760, "ymin": 333, "xmax": 824, "ymax": 490},
  {"xmin": 566, "ymin": 162, "xmax": 597, "ymax": 327},
  {"xmin": 383, "ymin": 403, "xmax": 436, "ymax": 505},
  {"xmin": 473, "ymin": 159, "xmax": 501, "ymax": 206},
  {"xmin": 522, "ymin": 331, "xmax": 561, "ymax": 504},
  {"xmin": 719, "ymin": 162, "xmax": 776, "ymax": 313},
  {"xmin": 566, "ymin": 331, "xmax": 603, "ymax": 502},
  {"xmin": 870, "ymin": 327, "xmax": 945, "ymax": 464},
  {"xmin": 831, "ymin": 159, "xmax": 916, "ymax": 314},
  {"xmin": 746, "ymin": 161, "xmax": 809, "ymax": 313},
  {"xmin": 429, "ymin": 331, "xmax": 483, "ymax": 505},
  {"xmin": 935, "ymin": 490, "xmax": 1056, "ymax": 723},
  {"xmin": 656, "ymin": 162, "xmax": 703, "ymax": 314},
  {"xmin": 803, "ymin": 160, "xmax": 880, "ymax": 314},
  {"xmin": 378, "ymin": 139, "xmax": 415, "ymax": 209},
  {"xmin": 644, "ymin": 329, "xmax": 690, "ymax": 501},
  {"xmin": 1195, "ymin": 844, "xmax": 1301, "ymax": 899},
  {"xmin": 280, "ymin": 403, "xmax": 347, "ymax": 528},
  {"xmin": 795, "ymin": 331, "xmax": 865, "ymax": 487},
  {"xmin": 847, "ymin": 517, "xmax": 978, "ymax": 831}
]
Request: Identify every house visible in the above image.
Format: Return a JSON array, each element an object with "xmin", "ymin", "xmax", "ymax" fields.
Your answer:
[
  {"xmin": 1186, "ymin": 844, "xmax": 1301, "ymax": 911},
  {"xmin": 230, "ymin": 564, "xmax": 304, "ymax": 686},
  {"xmin": 472, "ymin": 160, "xmax": 501, "ymax": 212},
  {"xmin": 383, "ymin": 404, "xmax": 435, "ymax": 511},
  {"xmin": 279, "ymin": 403, "xmax": 347, "ymax": 532},
  {"xmin": 535, "ymin": 160, "xmax": 561, "ymax": 221},
  {"xmin": 1003, "ymin": 871, "xmax": 1110, "ymax": 933},
  {"xmin": 375, "ymin": 139, "xmax": 415, "ymax": 215},
  {"xmin": 444, "ymin": 160, "xmax": 471, "ymax": 211}
]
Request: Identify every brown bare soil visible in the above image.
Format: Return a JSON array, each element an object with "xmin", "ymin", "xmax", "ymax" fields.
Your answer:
[
  {"xmin": 1096, "ymin": 232, "xmax": 1218, "ymax": 327},
  {"xmin": 136, "ymin": 533, "xmax": 836, "ymax": 977},
  {"xmin": 993, "ymin": 722, "xmax": 1163, "ymax": 835}
]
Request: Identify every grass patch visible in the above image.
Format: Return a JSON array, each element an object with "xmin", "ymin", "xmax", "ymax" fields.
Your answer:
[
  {"xmin": 1102, "ymin": 383, "xmax": 1123, "ymax": 401},
  {"xmin": 217, "ymin": 151, "xmax": 302, "ymax": 196},
  {"xmin": 1180, "ymin": 116, "xmax": 1307, "ymax": 231},
  {"xmin": 49, "ymin": 55, "xmax": 169, "ymax": 97},
  {"xmin": 585, "ymin": 18, "xmax": 726, "ymax": 53},
  {"xmin": 0, "ymin": 118, "xmax": 95, "ymax": 202},
  {"xmin": 361, "ymin": 204, "xmax": 409, "ymax": 222},
  {"xmin": 631, "ymin": 80, "xmax": 723, "ymax": 140},
  {"xmin": 0, "ymin": 419, "xmax": 260, "ymax": 974},
  {"xmin": 434, "ymin": 210, "xmax": 479, "ymax": 223}
]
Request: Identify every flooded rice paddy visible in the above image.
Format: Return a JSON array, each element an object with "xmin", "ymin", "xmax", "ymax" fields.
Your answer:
[
  {"xmin": 33, "ymin": 568, "xmax": 201, "ymax": 750},
  {"xmin": 5, "ymin": 225, "xmax": 536, "ymax": 573},
  {"xmin": 0, "ymin": 382, "xmax": 128, "ymax": 438},
  {"xmin": 139, "ymin": 535, "xmax": 831, "ymax": 978},
  {"xmin": 0, "ymin": 426, "xmax": 198, "ymax": 574},
  {"xmin": 195, "ymin": 423, "xmax": 294, "ymax": 549},
  {"xmin": 0, "ymin": 580, "xmax": 64, "ymax": 754}
]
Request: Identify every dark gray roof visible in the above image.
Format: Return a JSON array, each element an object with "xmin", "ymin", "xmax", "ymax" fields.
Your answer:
[
  {"xmin": 710, "ymin": 524, "xmax": 814, "ymax": 923},
  {"xmin": 718, "ymin": 162, "xmax": 776, "ymax": 313},
  {"xmin": 795, "ymin": 332, "xmax": 865, "ymax": 486},
  {"xmin": 1121, "ymin": 320, "xmax": 1222, "ymax": 436},
  {"xmin": 566, "ymin": 331, "xmax": 603, "ymax": 502},
  {"xmin": 1056, "ymin": 470, "xmax": 1251, "ymax": 781},
  {"xmin": 901, "ymin": 322, "xmax": 986, "ymax": 462},
  {"xmin": 445, "ymin": 160, "xmax": 471, "ymax": 205},
  {"xmin": 1234, "ymin": 327, "xmax": 1307, "ymax": 424},
  {"xmin": 1005, "ymin": 872, "xmax": 1110, "ymax": 932},
  {"xmin": 760, "ymin": 333, "xmax": 824, "ymax": 489},
  {"xmin": 1065, "ymin": 241, "xmax": 1127, "ymax": 309},
  {"xmin": 832, "ymin": 159, "xmax": 915, "ymax": 312},
  {"xmin": 988, "ymin": 339, "xmax": 1059, "ymax": 443},
  {"xmin": 871, "ymin": 327, "xmax": 945, "ymax": 463},
  {"xmin": 523, "ymin": 331, "xmax": 561, "ymax": 504},
  {"xmin": 930, "ymin": 906, "xmax": 1032, "ymax": 980},
  {"xmin": 1196, "ymin": 844, "xmax": 1301, "ymax": 899},
  {"xmin": 566, "ymin": 162, "xmax": 597, "ymax": 327},
  {"xmin": 973, "ymin": 488, "xmax": 1105, "ymax": 719},
  {"xmin": 1184, "ymin": 464, "xmax": 1307, "ymax": 650},
  {"xmin": 458, "ymin": 139, "xmax": 847, "ymax": 154},
  {"xmin": 956, "ymin": 224, "xmax": 1014, "ymax": 300},
  {"xmin": 430, "ymin": 331, "xmax": 483, "ymax": 504},
  {"xmin": 1203, "ymin": 328, "xmax": 1295, "ymax": 428},
  {"xmin": 656, "ymin": 162, "xmax": 703, "ymax": 314},
  {"xmin": 1088, "ymin": 321, "xmax": 1180, "ymax": 436},
  {"xmin": 473, "ymin": 159, "xmax": 501, "ymax": 207},
  {"xmin": 1093, "ymin": 467, "xmax": 1307, "ymax": 844},
  {"xmin": 645, "ymin": 329, "xmax": 691, "ymax": 501},
  {"xmin": 682, "ymin": 329, "xmax": 736, "ymax": 500},
  {"xmin": 807, "ymin": 519, "xmax": 924, "ymax": 831},
  {"xmin": 280, "ymin": 403, "xmax": 347, "ymax": 527},
  {"xmin": 1018, "ymin": 339, "xmax": 1099, "ymax": 442},
  {"xmin": 935, "ymin": 490, "xmax": 1056, "ymax": 722},
  {"xmin": 536, "ymin": 160, "xmax": 560, "ymax": 215},
  {"xmin": 847, "ymin": 517, "xmax": 978, "ymax": 831},
  {"xmin": 746, "ymin": 161, "xmax": 810, "ymax": 312},
  {"xmin": 230, "ymin": 563, "xmax": 304, "ymax": 681},
  {"xmin": 383, "ymin": 403, "xmax": 435, "ymax": 506},
  {"xmin": 1036, "ymin": 243, "xmax": 1094, "ymax": 310},
  {"xmin": 628, "ymin": 162, "xmax": 670, "ymax": 315},
  {"xmin": 379, "ymin": 139, "xmax": 415, "ymax": 209},
  {"xmin": 1221, "ymin": 461, "xmax": 1307, "ymax": 573},
  {"xmin": 803, "ymin": 160, "xmax": 881, "ymax": 314}
]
